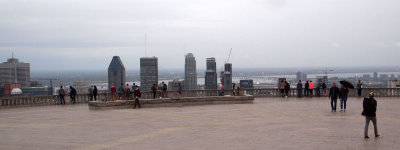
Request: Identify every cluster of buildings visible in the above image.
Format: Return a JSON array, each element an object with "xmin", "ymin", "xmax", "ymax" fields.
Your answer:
[
  {"xmin": 0, "ymin": 56, "xmax": 53, "ymax": 97},
  {"xmin": 108, "ymin": 54, "xmax": 235, "ymax": 92}
]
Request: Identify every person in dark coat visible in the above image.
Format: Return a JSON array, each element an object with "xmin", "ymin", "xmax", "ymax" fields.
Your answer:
[
  {"xmin": 328, "ymin": 83, "xmax": 340, "ymax": 112},
  {"xmin": 322, "ymin": 82, "xmax": 327, "ymax": 96},
  {"xmin": 88, "ymin": 86, "xmax": 94, "ymax": 101},
  {"xmin": 362, "ymin": 92, "xmax": 379, "ymax": 139},
  {"xmin": 316, "ymin": 81, "xmax": 321, "ymax": 97},
  {"xmin": 284, "ymin": 81, "xmax": 290, "ymax": 98},
  {"xmin": 304, "ymin": 81, "xmax": 309, "ymax": 97},
  {"xmin": 69, "ymin": 86, "xmax": 77, "ymax": 104},
  {"xmin": 58, "ymin": 86, "xmax": 66, "ymax": 104},
  {"xmin": 357, "ymin": 80, "xmax": 363, "ymax": 97},
  {"xmin": 339, "ymin": 84, "xmax": 349, "ymax": 112},
  {"xmin": 177, "ymin": 83, "xmax": 182, "ymax": 95},
  {"xmin": 151, "ymin": 84, "xmax": 157, "ymax": 99},
  {"xmin": 134, "ymin": 86, "xmax": 141, "ymax": 109},
  {"xmin": 297, "ymin": 80, "xmax": 303, "ymax": 97},
  {"xmin": 118, "ymin": 84, "xmax": 124, "ymax": 100},
  {"xmin": 93, "ymin": 86, "xmax": 98, "ymax": 101}
]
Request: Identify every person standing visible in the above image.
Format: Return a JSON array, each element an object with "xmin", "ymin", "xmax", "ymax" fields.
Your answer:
[
  {"xmin": 162, "ymin": 82, "xmax": 168, "ymax": 98},
  {"xmin": 339, "ymin": 84, "xmax": 349, "ymax": 112},
  {"xmin": 219, "ymin": 84, "xmax": 225, "ymax": 96},
  {"xmin": 125, "ymin": 84, "xmax": 131, "ymax": 100},
  {"xmin": 151, "ymin": 84, "xmax": 157, "ymax": 99},
  {"xmin": 328, "ymin": 83, "xmax": 340, "ymax": 112},
  {"xmin": 279, "ymin": 80, "xmax": 286, "ymax": 98},
  {"xmin": 322, "ymin": 82, "xmax": 327, "ymax": 96},
  {"xmin": 110, "ymin": 84, "xmax": 117, "ymax": 101},
  {"xmin": 93, "ymin": 86, "xmax": 98, "ymax": 101},
  {"xmin": 232, "ymin": 83, "xmax": 236, "ymax": 96},
  {"xmin": 309, "ymin": 81, "xmax": 314, "ymax": 97},
  {"xmin": 362, "ymin": 92, "xmax": 380, "ymax": 139},
  {"xmin": 134, "ymin": 86, "xmax": 142, "ymax": 109},
  {"xmin": 88, "ymin": 86, "xmax": 94, "ymax": 101},
  {"xmin": 357, "ymin": 80, "xmax": 363, "ymax": 97},
  {"xmin": 58, "ymin": 86, "xmax": 66, "ymax": 104},
  {"xmin": 69, "ymin": 86, "xmax": 77, "ymax": 104},
  {"xmin": 304, "ymin": 81, "xmax": 309, "ymax": 97},
  {"xmin": 316, "ymin": 82, "xmax": 321, "ymax": 97},
  {"xmin": 177, "ymin": 83, "xmax": 182, "ymax": 95},
  {"xmin": 284, "ymin": 81, "xmax": 290, "ymax": 98},
  {"xmin": 118, "ymin": 84, "xmax": 124, "ymax": 100},
  {"xmin": 297, "ymin": 80, "xmax": 303, "ymax": 97}
]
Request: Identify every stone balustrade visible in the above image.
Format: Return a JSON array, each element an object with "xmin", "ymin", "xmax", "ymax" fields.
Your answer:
[{"xmin": 1, "ymin": 88, "xmax": 399, "ymax": 107}]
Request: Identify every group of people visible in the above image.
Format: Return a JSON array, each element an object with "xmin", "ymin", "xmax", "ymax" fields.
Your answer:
[
  {"xmin": 151, "ymin": 82, "xmax": 168, "ymax": 99},
  {"xmin": 295, "ymin": 80, "xmax": 328, "ymax": 97},
  {"xmin": 57, "ymin": 86, "xmax": 77, "ymax": 104},
  {"xmin": 109, "ymin": 83, "xmax": 142, "ymax": 108},
  {"xmin": 87, "ymin": 85, "xmax": 98, "ymax": 101}
]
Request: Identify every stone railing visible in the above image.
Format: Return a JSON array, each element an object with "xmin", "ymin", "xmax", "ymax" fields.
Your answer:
[{"xmin": 1, "ymin": 88, "xmax": 399, "ymax": 107}]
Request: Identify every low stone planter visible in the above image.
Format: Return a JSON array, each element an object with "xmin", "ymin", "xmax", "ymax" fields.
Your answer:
[{"xmin": 88, "ymin": 95, "xmax": 254, "ymax": 110}]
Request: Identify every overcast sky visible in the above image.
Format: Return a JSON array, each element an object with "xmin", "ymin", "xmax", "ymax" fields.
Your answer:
[{"xmin": 0, "ymin": 0, "xmax": 399, "ymax": 71}]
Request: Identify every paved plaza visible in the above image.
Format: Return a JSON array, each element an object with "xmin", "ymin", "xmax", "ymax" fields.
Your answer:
[{"xmin": 0, "ymin": 97, "xmax": 399, "ymax": 150}]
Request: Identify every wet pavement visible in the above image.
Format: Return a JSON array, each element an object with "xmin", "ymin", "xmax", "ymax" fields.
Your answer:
[{"xmin": 0, "ymin": 97, "xmax": 399, "ymax": 150}]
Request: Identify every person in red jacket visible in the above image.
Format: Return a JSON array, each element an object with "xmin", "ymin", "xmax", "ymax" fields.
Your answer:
[
  {"xmin": 110, "ymin": 84, "xmax": 117, "ymax": 101},
  {"xmin": 134, "ymin": 86, "xmax": 141, "ymax": 109},
  {"xmin": 309, "ymin": 81, "xmax": 314, "ymax": 97}
]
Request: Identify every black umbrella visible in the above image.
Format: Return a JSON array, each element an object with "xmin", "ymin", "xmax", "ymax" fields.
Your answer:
[{"xmin": 340, "ymin": 80, "xmax": 354, "ymax": 89}]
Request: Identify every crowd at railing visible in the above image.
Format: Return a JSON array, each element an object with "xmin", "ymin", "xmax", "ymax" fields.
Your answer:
[{"xmin": 1, "ymin": 88, "xmax": 399, "ymax": 107}]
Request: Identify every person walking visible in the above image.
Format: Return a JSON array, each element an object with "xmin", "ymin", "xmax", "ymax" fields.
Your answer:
[
  {"xmin": 304, "ymin": 81, "xmax": 309, "ymax": 97},
  {"xmin": 69, "ymin": 86, "xmax": 77, "ymax": 104},
  {"xmin": 110, "ymin": 84, "xmax": 117, "ymax": 101},
  {"xmin": 284, "ymin": 81, "xmax": 290, "ymax": 98},
  {"xmin": 339, "ymin": 84, "xmax": 349, "ymax": 112},
  {"xmin": 133, "ymin": 86, "xmax": 141, "ymax": 109},
  {"xmin": 297, "ymin": 80, "xmax": 303, "ymax": 97},
  {"xmin": 125, "ymin": 84, "xmax": 131, "ymax": 100},
  {"xmin": 362, "ymin": 92, "xmax": 380, "ymax": 139},
  {"xmin": 177, "ymin": 83, "xmax": 182, "ymax": 95},
  {"xmin": 118, "ymin": 84, "xmax": 124, "ymax": 100},
  {"xmin": 162, "ymin": 82, "xmax": 168, "ymax": 98},
  {"xmin": 151, "ymin": 84, "xmax": 157, "ymax": 99},
  {"xmin": 328, "ymin": 83, "xmax": 340, "ymax": 112},
  {"xmin": 88, "ymin": 86, "xmax": 94, "ymax": 101},
  {"xmin": 357, "ymin": 80, "xmax": 363, "ymax": 97},
  {"xmin": 93, "ymin": 86, "xmax": 98, "ymax": 101},
  {"xmin": 58, "ymin": 86, "xmax": 66, "ymax": 104},
  {"xmin": 280, "ymin": 80, "xmax": 286, "ymax": 98},
  {"xmin": 309, "ymin": 81, "xmax": 314, "ymax": 97}
]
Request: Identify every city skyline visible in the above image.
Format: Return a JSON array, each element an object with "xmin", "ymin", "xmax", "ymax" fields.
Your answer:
[{"xmin": 1, "ymin": 0, "xmax": 400, "ymax": 71}]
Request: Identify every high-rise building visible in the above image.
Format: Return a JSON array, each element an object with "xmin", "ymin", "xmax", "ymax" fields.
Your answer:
[
  {"xmin": 184, "ymin": 53, "xmax": 197, "ymax": 90},
  {"xmin": 223, "ymin": 63, "xmax": 232, "ymax": 92},
  {"xmin": 373, "ymin": 72, "xmax": 378, "ymax": 80},
  {"xmin": 0, "ymin": 57, "xmax": 30, "ymax": 88},
  {"xmin": 108, "ymin": 56, "xmax": 125, "ymax": 90},
  {"xmin": 140, "ymin": 57, "xmax": 158, "ymax": 91},
  {"xmin": 205, "ymin": 58, "xmax": 217, "ymax": 89},
  {"xmin": 296, "ymin": 72, "xmax": 307, "ymax": 81}
]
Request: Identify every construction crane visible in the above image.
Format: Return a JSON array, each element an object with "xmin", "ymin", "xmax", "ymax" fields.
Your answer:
[{"xmin": 226, "ymin": 48, "xmax": 232, "ymax": 63}]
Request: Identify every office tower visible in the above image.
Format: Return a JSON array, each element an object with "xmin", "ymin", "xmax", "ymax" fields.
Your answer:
[
  {"xmin": 224, "ymin": 63, "xmax": 232, "ymax": 91},
  {"xmin": 205, "ymin": 58, "xmax": 217, "ymax": 89},
  {"xmin": 0, "ymin": 56, "xmax": 30, "ymax": 88},
  {"xmin": 184, "ymin": 53, "xmax": 197, "ymax": 90},
  {"xmin": 373, "ymin": 72, "xmax": 378, "ymax": 80},
  {"xmin": 108, "ymin": 56, "xmax": 125, "ymax": 90},
  {"xmin": 140, "ymin": 57, "xmax": 158, "ymax": 91}
]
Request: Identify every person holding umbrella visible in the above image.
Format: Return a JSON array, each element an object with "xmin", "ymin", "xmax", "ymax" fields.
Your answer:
[{"xmin": 339, "ymin": 80, "xmax": 353, "ymax": 112}]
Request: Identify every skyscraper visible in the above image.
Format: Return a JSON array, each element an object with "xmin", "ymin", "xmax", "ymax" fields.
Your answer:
[
  {"xmin": 296, "ymin": 72, "xmax": 307, "ymax": 81},
  {"xmin": 224, "ymin": 63, "xmax": 232, "ymax": 92},
  {"xmin": 0, "ymin": 56, "xmax": 30, "ymax": 88},
  {"xmin": 140, "ymin": 57, "xmax": 158, "ymax": 91},
  {"xmin": 205, "ymin": 58, "xmax": 217, "ymax": 89},
  {"xmin": 108, "ymin": 56, "xmax": 125, "ymax": 90},
  {"xmin": 184, "ymin": 53, "xmax": 197, "ymax": 90}
]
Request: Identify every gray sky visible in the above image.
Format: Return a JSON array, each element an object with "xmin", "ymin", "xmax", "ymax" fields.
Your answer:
[{"xmin": 0, "ymin": 0, "xmax": 399, "ymax": 71}]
